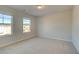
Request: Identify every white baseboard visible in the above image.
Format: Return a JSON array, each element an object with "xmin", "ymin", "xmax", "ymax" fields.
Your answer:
[{"xmin": 38, "ymin": 36, "xmax": 72, "ymax": 42}]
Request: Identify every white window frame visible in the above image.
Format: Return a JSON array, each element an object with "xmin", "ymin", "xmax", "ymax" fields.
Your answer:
[
  {"xmin": 23, "ymin": 17, "xmax": 31, "ymax": 33},
  {"xmin": 0, "ymin": 13, "xmax": 13, "ymax": 36}
]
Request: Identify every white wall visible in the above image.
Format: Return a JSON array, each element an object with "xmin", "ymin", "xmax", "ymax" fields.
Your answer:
[
  {"xmin": 37, "ymin": 11, "xmax": 72, "ymax": 42},
  {"xmin": 72, "ymin": 6, "xmax": 79, "ymax": 53},
  {"xmin": 0, "ymin": 6, "xmax": 37, "ymax": 47}
]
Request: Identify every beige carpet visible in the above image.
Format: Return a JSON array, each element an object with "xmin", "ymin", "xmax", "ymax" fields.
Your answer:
[{"xmin": 0, "ymin": 37, "xmax": 78, "ymax": 54}]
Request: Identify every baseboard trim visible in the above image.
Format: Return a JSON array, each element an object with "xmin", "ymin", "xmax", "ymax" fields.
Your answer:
[{"xmin": 38, "ymin": 36, "xmax": 72, "ymax": 42}]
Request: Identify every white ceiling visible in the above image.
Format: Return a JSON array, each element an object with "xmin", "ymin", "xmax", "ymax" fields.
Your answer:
[{"xmin": 6, "ymin": 5, "xmax": 73, "ymax": 16}]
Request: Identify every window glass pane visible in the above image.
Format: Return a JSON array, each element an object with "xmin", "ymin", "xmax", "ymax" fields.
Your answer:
[
  {"xmin": 23, "ymin": 18, "xmax": 31, "ymax": 33},
  {"xmin": 0, "ymin": 25, "xmax": 4, "ymax": 34},
  {"xmin": 0, "ymin": 14, "xmax": 12, "ymax": 35},
  {"xmin": 0, "ymin": 18, "xmax": 3, "ymax": 23},
  {"xmin": 0, "ymin": 14, "xmax": 3, "ymax": 24},
  {"xmin": 3, "ymin": 15, "xmax": 12, "ymax": 19},
  {"xmin": 4, "ymin": 18, "xmax": 11, "ymax": 24},
  {"xmin": 23, "ymin": 19, "xmax": 31, "ymax": 25},
  {"xmin": 3, "ymin": 15, "xmax": 12, "ymax": 24},
  {"xmin": 3, "ymin": 25, "xmax": 11, "ymax": 35},
  {"xmin": 23, "ymin": 25, "xmax": 31, "ymax": 32},
  {"xmin": 0, "ymin": 14, "xmax": 3, "ymax": 18}
]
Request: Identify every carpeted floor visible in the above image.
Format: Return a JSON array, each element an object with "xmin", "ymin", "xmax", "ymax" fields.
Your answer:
[{"xmin": 0, "ymin": 37, "xmax": 78, "ymax": 54}]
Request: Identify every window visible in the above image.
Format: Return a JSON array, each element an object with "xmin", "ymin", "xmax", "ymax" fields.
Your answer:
[
  {"xmin": 0, "ymin": 14, "xmax": 12, "ymax": 35},
  {"xmin": 23, "ymin": 18, "xmax": 31, "ymax": 33}
]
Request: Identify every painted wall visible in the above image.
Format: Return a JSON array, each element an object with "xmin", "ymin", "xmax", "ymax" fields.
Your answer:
[
  {"xmin": 72, "ymin": 6, "xmax": 79, "ymax": 52},
  {"xmin": 37, "ymin": 11, "xmax": 72, "ymax": 42},
  {"xmin": 0, "ymin": 6, "xmax": 37, "ymax": 47}
]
